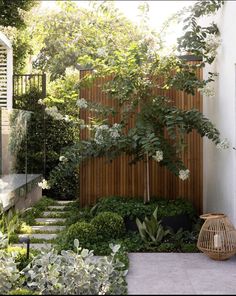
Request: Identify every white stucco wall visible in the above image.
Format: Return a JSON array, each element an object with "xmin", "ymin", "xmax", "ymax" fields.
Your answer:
[{"xmin": 203, "ymin": 1, "xmax": 236, "ymax": 226}]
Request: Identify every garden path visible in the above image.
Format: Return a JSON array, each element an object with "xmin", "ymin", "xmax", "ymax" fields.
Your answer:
[
  {"xmin": 14, "ymin": 200, "xmax": 74, "ymax": 250},
  {"xmin": 127, "ymin": 253, "xmax": 236, "ymax": 295}
]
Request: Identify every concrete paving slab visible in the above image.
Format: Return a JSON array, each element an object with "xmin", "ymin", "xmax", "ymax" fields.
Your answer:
[
  {"xmin": 48, "ymin": 206, "xmax": 66, "ymax": 210},
  {"xmin": 35, "ymin": 218, "xmax": 66, "ymax": 224},
  {"xmin": 127, "ymin": 253, "xmax": 236, "ymax": 295},
  {"xmin": 56, "ymin": 200, "xmax": 74, "ymax": 204},
  {"xmin": 42, "ymin": 211, "xmax": 66, "ymax": 217},
  {"xmin": 13, "ymin": 243, "xmax": 52, "ymax": 250},
  {"xmin": 31, "ymin": 225, "xmax": 65, "ymax": 232},
  {"xmin": 19, "ymin": 233, "xmax": 57, "ymax": 240}
]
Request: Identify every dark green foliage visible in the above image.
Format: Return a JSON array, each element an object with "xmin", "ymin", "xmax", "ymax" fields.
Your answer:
[
  {"xmin": 136, "ymin": 207, "xmax": 171, "ymax": 245},
  {"xmin": 177, "ymin": 0, "xmax": 224, "ymax": 64},
  {"xmin": 65, "ymin": 222, "xmax": 98, "ymax": 249},
  {"xmin": 0, "ymin": 0, "xmax": 36, "ymax": 29},
  {"xmin": 13, "ymin": 87, "xmax": 78, "ymax": 199},
  {"xmin": 93, "ymin": 196, "xmax": 196, "ymax": 221},
  {"xmin": 21, "ymin": 196, "xmax": 56, "ymax": 225},
  {"xmin": 91, "ymin": 212, "xmax": 125, "ymax": 240}
]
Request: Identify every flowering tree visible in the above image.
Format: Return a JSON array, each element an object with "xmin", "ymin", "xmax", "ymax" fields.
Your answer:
[{"xmin": 44, "ymin": 0, "xmax": 227, "ymax": 203}]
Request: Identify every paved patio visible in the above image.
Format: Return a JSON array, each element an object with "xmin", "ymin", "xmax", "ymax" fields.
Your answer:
[{"xmin": 127, "ymin": 253, "xmax": 236, "ymax": 295}]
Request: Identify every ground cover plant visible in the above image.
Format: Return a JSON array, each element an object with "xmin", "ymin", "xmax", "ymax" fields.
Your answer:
[{"xmin": 55, "ymin": 196, "xmax": 201, "ymax": 255}]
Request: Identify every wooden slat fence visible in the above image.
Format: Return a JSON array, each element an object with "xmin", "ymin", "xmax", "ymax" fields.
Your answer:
[{"xmin": 79, "ymin": 62, "xmax": 203, "ymax": 213}]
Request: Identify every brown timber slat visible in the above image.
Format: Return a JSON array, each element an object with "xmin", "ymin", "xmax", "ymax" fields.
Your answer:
[{"xmin": 79, "ymin": 64, "xmax": 203, "ymax": 213}]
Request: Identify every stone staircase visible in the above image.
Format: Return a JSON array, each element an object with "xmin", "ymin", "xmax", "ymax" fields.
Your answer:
[{"xmin": 14, "ymin": 200, "xmax": 74, "ymax": 250}]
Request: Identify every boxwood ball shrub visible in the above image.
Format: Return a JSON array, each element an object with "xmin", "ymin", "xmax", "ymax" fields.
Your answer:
[
  {"xmin": 66, "ymin": 222, "xmax": 97, "ymax": 249},
  {"xmin": 91, "ymin": 212, "xmax": 125, "ymax": 240}
]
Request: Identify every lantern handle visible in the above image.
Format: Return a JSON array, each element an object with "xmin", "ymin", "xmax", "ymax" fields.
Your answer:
[{"xmin": 200, "ymin": 213, "xmax": 226, "ymax": 220}]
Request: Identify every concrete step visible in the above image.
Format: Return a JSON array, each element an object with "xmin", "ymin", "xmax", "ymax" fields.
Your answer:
[
  {"xmin": 56, "ymin": 200, "xmax": 75, "ymax": 205},
  {"xmin": 13, "ymin": 243, "xmax": 52, "ymax": 250},
  {"xmin": 48, "ymin": 205, "xmax": 66, "ymax": 210},
  {"xmin": 42, "ymin": 211, "xmax": 67, "ymax": 217},
  {"xmin": 35, "ymin": 218, "xmax": 66, "ymax": 225},
  {"xmin": 19, "ymin": 233, "xmax": 57, "ymax": 240},
  {"xmin": 31, "ymin": 225, "xmax": 65, "ymax": 232}
]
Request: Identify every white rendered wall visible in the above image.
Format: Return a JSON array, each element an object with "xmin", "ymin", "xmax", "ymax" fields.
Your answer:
[{"xmin": 203, "ymin": 1, "xmax": 236, "ymax": 226}]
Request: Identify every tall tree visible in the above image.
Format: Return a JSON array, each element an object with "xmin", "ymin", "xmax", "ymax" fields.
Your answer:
[{"xmin": 0, "ymin": 0, "xmax": 36, "ymax": 29}]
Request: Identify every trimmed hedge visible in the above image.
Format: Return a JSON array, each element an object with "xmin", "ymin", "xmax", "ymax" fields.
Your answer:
[
  {"xmin": 66, "ymin": 221, "xmax": 97, "ymax": 249},
  {"xmin": 91, "ymin": 212, "xmax": 125, "ymax": 240},
  {"xmin": 92, "ymin": 196, "xmax": 196, "ymax": 221}
]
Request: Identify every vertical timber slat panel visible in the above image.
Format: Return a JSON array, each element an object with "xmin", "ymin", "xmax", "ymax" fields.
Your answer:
[{"xmin": 79, "ymin": 65, "xmax": 203, "ymax": 213}]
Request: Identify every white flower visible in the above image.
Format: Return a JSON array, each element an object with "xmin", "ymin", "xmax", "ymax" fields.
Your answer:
[
  {"xmin": 152, "ymin": 150, "xmax": 163, "ymax": 162},
  {"xmin": 179, "ymin": 169, "xmax": 190, "ymax": 181},
  {"xmin": 216, "ymin": 138, "xmax": 230, "ymax": 150},
  {"xmin": 205, "ymin": 34, "xmax": 221, "ymax": 57},
  {"xmin": 45, "ymin": 106, "xmax": 64, "ymax": 120},
  {"xmin": 59, "ymin": 156, "xmax": 68, "ymax": 162},
  {"xmin": 64, "ymin": 115, "xmax": 71, "ymax": 122},
  {"xmin": 97, "ymin": 47, "xmax": 107, "ymax": 57},
  {"xmin": 38, "ymin": 99, "xmax": 45, "ymax": 105},
  {"xmin": 96, "ymin": 125, "xmax": 109, "ymax": 131},
  {"xmin": 198, "ymin": 84, "xmax": 215, "ymax": 98},
  {"xmin": 110, "ymin": 130, "xmax": 120, "ymax": 139},
  {"xmin": 38, "ymin": 179, "xmax": 50, "ymax": 189},
  {"xmin": 76, "ymin": 98, "xmax": 88, "ymax": 109}
]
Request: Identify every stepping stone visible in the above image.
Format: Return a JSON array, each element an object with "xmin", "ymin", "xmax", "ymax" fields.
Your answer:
[
  {"xmin": 31, "ymin": 225, "xmax": 65, "ymax": 232},
  {"xmin": 35, "ymin": 218, "xmax": 66, "ymax": 224},
  {"xmin": 56, "ymin": 200, "xmax": 74, "ymax": 204},
  {"xmin": 19, "ymin": 233, "xmax": 57, "ymax": 240},
  {"xmin": 42, "ymin": 211, "xmax": 66, "ymax": 217},
  {"xmin": 13, "ymin": 243, "xmax": 52, "ymax": 250},
  {"xmin": 48, "ymin": 205, "xmax": 66, "ymax": 210}
]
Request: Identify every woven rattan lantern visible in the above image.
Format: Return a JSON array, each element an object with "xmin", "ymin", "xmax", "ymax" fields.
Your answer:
[{"xmin": 197, "ymin": 213, "xmax": 236, "ymax": 260}]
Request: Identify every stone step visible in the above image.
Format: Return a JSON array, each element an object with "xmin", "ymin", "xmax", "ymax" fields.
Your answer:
[
  {"xmin": 42, "ymin": 211, "xmax": 67, "ymax": 217},
  {"xmin": 56, "ymin": 200, "xmax": 74, "ymax": 204},
  {"xmin": 19, "ymin": 233, "xmax": 57, "ymax": 240},
  {"xmin": 35, "ymin": 218, "xmax": 66, "ymax": 224},
  {"xmin": 31, "ymin": 225, "xmax": 65, "ymax": 232},
  {"xmin": 48, "ymin": 205, "xmax": 66, "ymax": 210},
  {"xmin": 13, "ymin": 243, "xmax": 52, "ymax": 250}
]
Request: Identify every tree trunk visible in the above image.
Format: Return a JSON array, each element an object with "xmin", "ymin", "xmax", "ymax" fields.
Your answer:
[{"xmin": 144, "ymin": 153, "xmax": 150, "ymax": 204}]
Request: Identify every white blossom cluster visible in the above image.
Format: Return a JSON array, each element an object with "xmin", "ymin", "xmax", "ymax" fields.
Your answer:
[
  {"xmin": 198, "ymin": 84, "xmax": 215, "ymax": 98},
  {"xmin": 76, "ymin": 98, "xmax": 88, "ymax": 109},
  {"xmin": 205, "ymin": 34, "xmax": 221, "ymax": 57},
  {"xmin": 38, "ymin": 179, "xmax": 50, "ymax": 189},
  {"xmin": 216, "ymin": 138, "xmax": 230, "ymax": 150},
  {"xmin": 179, "ymin": 169, "xmax": 190, "ymax": 181},
  {"xmin": 94, "ymin": 123, "xmax": 121, "ymax": 144},
  {"xmin": 152, "ymin": 150, "xmax": 163, "ymax": 162},
  {"xmin": 38, "ymin": 99, "xmax": 45, "ymax": 105},
  {"xmin": 59, "ymin": 155, "xmax": 68, "ymax": 162},
  {"xmin": 96, "ymin": 47, "xmax": 107, "ymax": 58},
  {"xmin": 45, "ymin": 106, "xmax": 64, "ymax": 120}
]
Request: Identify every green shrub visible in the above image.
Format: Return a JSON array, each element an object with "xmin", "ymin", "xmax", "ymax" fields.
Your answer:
[
  {"xmin": 23, "ymin": 241, "xmax": 127, "ymax": 295},
  {"xmin": 65, "ymin": 222, "xmax": 97, "ymax": 249},
  {"xmin": 8, "ymin": 289, "xmax": 36, "ymax": 295},
  {"xmin": 136, "ymin": 207, "xmax": 171, "ymax": 245},
  {"xmin": 21, "ymin": 196, "xmax": 56, "ymax": 225},
  {"xmin": 91, "ymin": 212, "xmax": 125, "ymax": 240},
  {"xmin": 0, "ymin": 250, "xmax": 20, "ymax": 294},
  {"xmin": 6, "ymin": 246, "xmax": 35, "ymax": 270},
  {"xmin": 93, "ymin": 196, "xmax": 196, "ymax": 221}
]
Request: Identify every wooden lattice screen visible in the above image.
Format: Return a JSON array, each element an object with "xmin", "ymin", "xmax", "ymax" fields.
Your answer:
[
  {"xmin": 0, "ymin": 44, "xmax": 7, "ymax": 108},
  {"xmin": 79, "ymin": 62, "xmax": 203, "ymax": 213}
]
